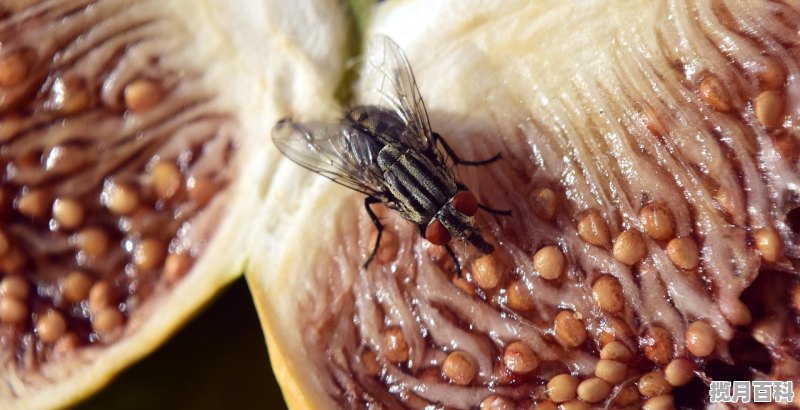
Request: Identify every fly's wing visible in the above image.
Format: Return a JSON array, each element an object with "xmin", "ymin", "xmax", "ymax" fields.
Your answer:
[
  {"xmin": 361, "ymin": 35, "xmax": 438, "ymax": 157},
  {"xmin": 272, "ymin": 119, "xmax": 386, "ymax": 197}
]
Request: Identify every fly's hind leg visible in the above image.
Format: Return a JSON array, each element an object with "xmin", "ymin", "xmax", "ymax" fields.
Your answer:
[
  {"xmin": 417, "ymin": 225, "xmax": 463, "ymax": 277},
  {"xmin": 363, "ymin": 196, "xmax": 384, "ymax": 268},
  {"xmin": 433, "ymin": 132, "xmax": 501, "ymax": 166}
]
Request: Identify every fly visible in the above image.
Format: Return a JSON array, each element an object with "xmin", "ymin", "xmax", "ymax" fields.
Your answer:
[{"xmin": 271, "ymin": 35, "xmax": 510, "ymax": 276}]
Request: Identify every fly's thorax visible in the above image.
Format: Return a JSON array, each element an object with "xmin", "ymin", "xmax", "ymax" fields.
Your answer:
[
  {"xmin": 379, "ymin": 143, "xmax": 457, "ymax": 225},
  {"xmin": 376, "ymin": 143, "xmax": 405, "ymax": 170}
]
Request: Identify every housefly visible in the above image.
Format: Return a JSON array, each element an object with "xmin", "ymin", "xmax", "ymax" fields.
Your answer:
[{"xmin": 272, "ymin": 35, "xmax": 509, "ymax": 275}]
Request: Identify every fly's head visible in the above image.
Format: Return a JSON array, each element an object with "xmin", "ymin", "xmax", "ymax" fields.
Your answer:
[{"xmin": 424, "ymin": 191, "xmax": 495, "ymax": 254}]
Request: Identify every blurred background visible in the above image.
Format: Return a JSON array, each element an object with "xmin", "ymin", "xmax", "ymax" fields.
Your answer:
[{"xmin": 76, "ymin": 278, "xmax": 287, "ymax": 409}]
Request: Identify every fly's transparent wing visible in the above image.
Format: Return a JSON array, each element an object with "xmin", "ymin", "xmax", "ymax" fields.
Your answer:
[
  {"xmin": 361, "ymin": 35, "xmax": 436, "ymax": 155},
  {"xmin": 272, "ymin": 119, "xmax": 386, "ymax": 197}
]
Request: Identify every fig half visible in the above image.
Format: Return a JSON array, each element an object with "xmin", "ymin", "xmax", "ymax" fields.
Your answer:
[
  {"xmin": 249, "ymin": 0, "xmax": 800, "ymax": 408},
  {"xmin": 0, "ymin": 0, "xmax": 347, "ymax": 408}
]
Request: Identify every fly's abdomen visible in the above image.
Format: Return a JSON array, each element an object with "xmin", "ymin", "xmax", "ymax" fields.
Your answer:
[{"xmin": 379, "ymin": 143, "xmax": 457, "ymax": 224}]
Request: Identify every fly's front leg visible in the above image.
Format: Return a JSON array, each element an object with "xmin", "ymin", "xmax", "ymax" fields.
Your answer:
[
  {"xmin": 479, "ymin": 204, "xmax": 512, "ymax": 216},
  {"xmin": 433, "ymin": 132, "xmax": 501, "ymax": 166},
  {"xmin": 418, "ymin": 225, "xmax": 462, "ymax": 277},
  {"xmin": 456, "ymin": 183, "xmax": 512, "ymax": 216},
  {"xmin": 363, "ymin": 196, "xmax": 384, "ymax": 268},
  {"xmin": 445, "ymin": 245, "xmax": 462, "ymax": 277}
]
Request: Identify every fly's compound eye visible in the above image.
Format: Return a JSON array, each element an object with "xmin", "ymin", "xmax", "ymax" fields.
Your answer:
[
  {"xmin": 451, "ymin": 191, "xmax": 478, "ymax": 217},
  {"xmin": 425, "ymin": 219, "xmax": 451, "ymax": 246}
]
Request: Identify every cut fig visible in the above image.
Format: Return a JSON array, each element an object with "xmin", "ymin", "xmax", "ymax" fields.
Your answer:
[
  {"xmin": 0, "ymin": 0, "xmax": 347, "ymax": 408},
  {"xmin": 248, "ymin": 0, "xmax": 800, "ymax": 408}
]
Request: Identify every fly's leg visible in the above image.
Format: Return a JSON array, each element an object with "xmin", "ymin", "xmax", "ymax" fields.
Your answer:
[
  {"xmin": 417, "ymin": 225, "xmax": 463, "ymax": 277},
  {"xmin": 456, "ymin": 183, "xmax": 512, "ymax": 216},
  {"xmin": 433, "ymin": 132, "xmax": 501, "ymax": 166},
  {"xmin": 479, "ymin": 204, "xmax": 512, "ymax": 216},
  {"xmin": 445, "ymin": 245, "xmax": 463, "ymax": 277},
  {"xmin": 363, "ymin": 196, "xmax": 384, "ymax": 268}
]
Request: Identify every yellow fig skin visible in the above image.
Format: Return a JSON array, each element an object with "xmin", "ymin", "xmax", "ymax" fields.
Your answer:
[
  {"xmin": 255, "ymin": 284, "xmax": 315, "ymax": 410},
  {"xmin": 248, "ymin": 181, "xmax": 358, "ymax": 410}
]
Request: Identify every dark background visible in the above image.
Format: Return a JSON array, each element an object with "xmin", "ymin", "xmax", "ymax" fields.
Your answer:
[{"xmin": 75, "ymin": 277, "xmax": 287, "ymax": 409}]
